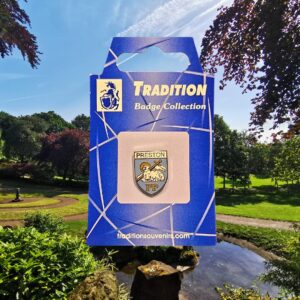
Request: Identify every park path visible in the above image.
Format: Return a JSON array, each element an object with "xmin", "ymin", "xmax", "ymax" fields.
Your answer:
[
  {"xmin": 217, "ymin": 214, "xmax": 298, "ymax": 230},
  {"xmin": 0, "ymin": 197, "xmax": 298, "ymax": 231},
  {"xmin": 64, "ymin": 213, "xmax": 298, "ymax": 231},
  {"xmin": 0, "ymin": 197, "xmax": 77, "ymax": 210}
]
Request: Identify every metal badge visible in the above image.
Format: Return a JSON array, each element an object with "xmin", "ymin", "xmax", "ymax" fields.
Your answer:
[{"xmin": 134, "ymin": 150, "xmax": 168, "ymax": 196}]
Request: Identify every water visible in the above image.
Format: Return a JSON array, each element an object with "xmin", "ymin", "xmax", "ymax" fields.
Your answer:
[{"xmin": 116, "ymin": 241, "xmax": 279, "ymax": 299}]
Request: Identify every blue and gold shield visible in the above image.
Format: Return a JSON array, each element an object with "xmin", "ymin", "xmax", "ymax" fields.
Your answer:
[{"xmin": 134, "ymin": 150, "xmax": 168, "ymax": 196}]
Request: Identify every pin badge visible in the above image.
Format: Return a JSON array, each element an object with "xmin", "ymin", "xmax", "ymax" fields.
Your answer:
[{"xmin": 134, "ymin": 150, "xmax": 168, "ymax": 196}]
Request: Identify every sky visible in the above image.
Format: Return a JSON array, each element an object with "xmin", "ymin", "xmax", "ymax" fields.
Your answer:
[{"xmin": 0, "ymin": 0, "xmax": 262, "ymax": 133}]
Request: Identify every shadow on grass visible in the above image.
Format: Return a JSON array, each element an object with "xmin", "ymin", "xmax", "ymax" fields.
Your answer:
[
  {"xmin": 0, "ymin": 178, "xmax": 87, "ymax": 198},
  {"xmin": 216, "ymin": 185, "xmax": 300, "ymax": 207}
]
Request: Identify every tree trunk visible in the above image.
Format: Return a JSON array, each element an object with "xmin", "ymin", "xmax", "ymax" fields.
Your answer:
[{"xmin": 63, "ymin": 167, "xmax": 68, "ymax": 181}]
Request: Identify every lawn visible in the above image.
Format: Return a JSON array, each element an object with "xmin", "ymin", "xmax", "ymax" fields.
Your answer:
[
  {"xmin": 65, "ymin": 220, "xmax": 88, "ymax": 237},
  {"xmin": 0, "ymin": 198, "xmax": 60, "ymax": 208},
  {"xmin": 0, "ymin": 194, "xmax": 88, "ymax": 220},
  {"xmin": 217, "ymin": 221, "xmax": 298, "ymax": 258},
  {"xmin": 215, "ymin": 175, "xmax": 285, "ymax": 189},
  {"xmin": 0, "ymin": 179, "xmax": 88, "ymax": 220},
  {"xmin": 1, "ymin": 177, "xmax": 299, "ymax": 222},
  {"xmin": 215, "ymin": 176, "xmax": 300, "ymax": 222}
]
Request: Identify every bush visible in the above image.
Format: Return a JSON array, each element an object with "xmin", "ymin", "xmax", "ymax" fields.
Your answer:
[
  {"xmin": 24, "ymin": 212, "xmax": 65, "ymax": 233},
  {"xmin": 0, "ymin": 163, "xmax": 54, "ymax": 181},
  {"xmin": 262, "ymin": 224, "xmax": 300, "ymax": 296},
  {"xmin": 216, "ymin": 284, "xmax": 273, "ymax": 299},
  {"xmin": 0, "ymin": 227, "xmax": 106, "ymax": 299}
]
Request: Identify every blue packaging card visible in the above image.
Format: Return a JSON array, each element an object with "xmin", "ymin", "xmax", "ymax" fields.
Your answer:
[{"xmin": 87, "ymin": 37, "xmax": 215, "ymax": 246}]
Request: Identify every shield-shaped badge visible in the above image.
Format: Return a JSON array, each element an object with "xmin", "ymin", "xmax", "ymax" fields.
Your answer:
[{"xmin": 134, "ymin": 150, "xmax": 168, "ymax": 196}]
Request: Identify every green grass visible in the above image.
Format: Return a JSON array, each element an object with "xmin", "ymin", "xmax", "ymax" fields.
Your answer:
[
  {"xmin": 65, "ymin": 220, "xmax": 88, "ymax": 237},
  {"xmin": 215, "ymin": 175, "xmax": 286, "ymax": 189},
  {"xmin": 1, "ymin": 177, "xmax": 299, "ymax": 222},
  {"xmin": 0, "ymin": 194, "xmax": 88, "ymax": 220},
  {"xmin": 216, "ymin": 191, "xmax": 300, "ymax": 221},
  {"xmin": 217, "ymin": 221, "xmax": 298, "ymax": 258},
  {"xmin": 0, "ymin": 179, "xmax": 88, "ymax": 220},
  {"xmin": 0, "ymin": 197, "xmax": 60, "ymax": 208},
  {"xmin": 215, "ymin": 176, "xmax": 300, "ymax": 222}
]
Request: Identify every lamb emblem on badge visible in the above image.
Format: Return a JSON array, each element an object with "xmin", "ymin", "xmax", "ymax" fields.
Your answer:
[{"xmin": 134, "ymin": 151, "xmax": 168, "ymax": 196}]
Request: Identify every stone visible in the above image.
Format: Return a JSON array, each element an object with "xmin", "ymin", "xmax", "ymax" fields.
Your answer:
[
  {"xmin": 68, "ymin": 271, "xmax": 119, "ymax": 300},
  {"xmin": 130, "ymin": 260, "xmax": 181, "ymax": 300}
]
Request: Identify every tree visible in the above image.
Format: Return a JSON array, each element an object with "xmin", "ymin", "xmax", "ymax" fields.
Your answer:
[
  {"xmin": 0, "ymin": 111, "xmax": 17, "ymax": 137},
  {"xmin": 201, "ymin": 0, "xmax": 300, "ymax": 134},
  {"xmin": 273, "ymin": 136, "xmax": 300, "ymax": 185},
  {"xmin": 19, "ymin": 115, "xmax": 48, "ymax": 134},
  {"xmin": 71, "ymin": 114, "xmax": 90, "ymax": 131},
  {"xmin": 214, "ymin": 115, "xmax": 232, "ymax": 188},
  {"xmin": 38, "ymin": 129, "xmax": 89, "ymax": 180},
  {"xmin": 227, "ymin": 130, "xmax": 250, "ymax": 189},
  {"xmin": 32, "ymin": 111, "xmax": 73, "ymax": 134},
  {"xmin": 4, "ymin": 119, "xmax": 41, "ymax": 161},
  {"xmin": 0, "ymin": 0, "xmax": 40, "ymax": 67},
  {"xmin": 248, "ymin": 143, "xmax": 271, "ymax": 177},
  {"xmin": 0, "ymin": 112, "xmax": 16, "ymax": 158}
]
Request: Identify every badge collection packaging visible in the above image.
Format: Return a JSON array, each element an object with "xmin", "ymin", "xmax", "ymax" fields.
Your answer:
[{"xmin": 87, "ymin": 37, "xmax": 215, "ymax": 246}]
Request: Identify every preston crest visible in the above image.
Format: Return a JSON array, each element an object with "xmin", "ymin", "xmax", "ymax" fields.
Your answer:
[{"xmin": 134, "ymin": 151, "xmax": 168, "ymax": 196}]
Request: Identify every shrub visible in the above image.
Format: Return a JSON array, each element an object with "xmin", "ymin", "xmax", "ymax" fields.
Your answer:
[
  {"xmin": 24, "ymin": 212, "xmax": 65, "ymax": 234},
  {"xmin": 262, "ymin": 224, "xmax": 300, "ymax": 296},
  {"xmin": 0, "ymin": 163, "xmax": 19, "ymax": 179},
  {"xmin": 0, "ymin": 227, "xmax": 106, "ymax": 300},
  {"xmin": 0, "ymin": 163, "xmax": 54, "ymax": 181},
  {"xmin": 216, "ymin": 284, "xmax": 273, "ymax": 299}
]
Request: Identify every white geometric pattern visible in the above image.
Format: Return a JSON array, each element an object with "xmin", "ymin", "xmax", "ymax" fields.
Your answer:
[{"xmin": 87, "ymin": 65, "xmax": 216, "ymax": 245}]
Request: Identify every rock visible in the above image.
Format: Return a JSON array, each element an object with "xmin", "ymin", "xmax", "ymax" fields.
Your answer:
[
  {"xmin": 178, "ymin": 248, "xmax": 199, "ymax": 266},
  {"xmin": 130, "ymin": 260, "xmax": 181, "ymax": 300},
  {"xmin": 68, "ymin": 270, "xmax": 119, "ymax": 300},
  {"xmin": 135, "ymin": 246, "xmax": 199, "ymax": 268}
]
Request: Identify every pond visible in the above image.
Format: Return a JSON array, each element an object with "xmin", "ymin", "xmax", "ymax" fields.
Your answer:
[{"xmin": 116, "ymin": 241, "xmax": 279, "ymax": 299}]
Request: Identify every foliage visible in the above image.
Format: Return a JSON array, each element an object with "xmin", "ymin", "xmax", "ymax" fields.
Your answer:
[
  {"xmin": 0, "ymin": 112, "xmax": 17, "ymax": 160},
  {"xmin": 71, "ymin": 114, "xmax": 90, "ymax": 131},
  {"xmin": 273, "ymin": 137, "xmax": 300, "ymax": 185},
  {"xmin": 201, "ymin": 0, "xmax": 300, "ymax": 134},
  {"xmin": 214, "ymin": 114, "xmax": 232, "ymax": 188},
  {"xmin": 3, "ymin": 119, "xmax": 42, "ymax": 161},
  {"xmin": 262, "ymin": 225, "xmax": 300, "ymax": 296},
  {"xmin": 218, "ymin": 222, "xmax": 300, "ymax": 296},
  {"xmin": 216, "ymin": 284, "xmax": 273, "ymax": 300},
  {"xmin": 118, "ymin": 284, "xmax": 130, "ymax": 300},
  {"xmin": 38, "ymin": 129, "xmax": 89, "ymax": 180},
  {"xmin": 24, "ymin": 212, "xmax": 65, "ymax": 233},
  {"xmin": 19, "ymin": 115, "xmax": 49, "ymax": 134},
  {"xmin": 0, "ymin": 162, "xmax": 54, "ymax": 181},
  {"xmin": 32, "ymin": 111, "xmax": 73, "ymax": 134},
  {"xmin": 214, "ymin": 116, "xmax": 252, "ymax": 188},
  {"xmin": 226, "ymin": 130, "xmax": 250, "ymax": 188},
  {"xmin": 0, "ymin": 0, "xmax": 40, "ymax": 67},
  {"xmin": 0, "ymin": 226, "xmax": 101, "ymax": 300},
  {"xmin": 0, "ymin": 111, "xmax": 17, "ymax": 141},
  {"xmin": 249, "ymin": 143, "xmax": 272, "ymax": 177},
  {"xmin": 217, "ymin": 221, "xmax": 296, "ymax": 258}
]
